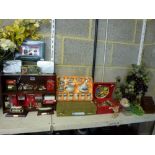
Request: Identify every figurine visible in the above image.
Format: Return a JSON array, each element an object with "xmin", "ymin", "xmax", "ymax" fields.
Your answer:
[
  {"xmin": 23, "ymin": 84, "xmax": 33, "ymax": 90},
  {"xmin": 110, "ymin": 105, "xmax": 120, "ymax": 118},
  {"xmin": 79, "ymin": 80, "xmax": 88, "ymax": 92},
  {"xmin": 9, "ymin": 95, "xmax": 19, "ymax": 106},
  {"xmin": 38, "ymin": 85, "xmax": 46, "ymax": 91},
  {"xmin": 59, "ymin": 86, "xmax": 64, "ymax": 91},
  {"xmin": 46, "ymin": 79, "xmax": 55, "ymax": 91},
  {"xmin": 120, "ymin": 98, "xmax": 130, "ymax": 108},
  {"xmin": 24, "ymin": 94, "xmax": 37, "ymax": 109},
  {"xmin": 65, "ymin": 83, "xmax": 75, "ymax": 93}
]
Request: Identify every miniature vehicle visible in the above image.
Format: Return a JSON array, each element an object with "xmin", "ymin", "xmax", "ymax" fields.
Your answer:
[{"xmin": 10, "ymin": 106, "xmax": 24, "ymax": 113}]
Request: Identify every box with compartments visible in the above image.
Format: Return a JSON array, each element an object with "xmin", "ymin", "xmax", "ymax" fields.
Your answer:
[
  {"xmin": 0, "ymin": 73, "xmax": 57, "ymax": 117},
  {"xmin": 56, "ymin": 76, "xmax": 96, "ymax": 116},
  {"xmin": 57, "ymin": 76, "xmax": 93, "ymax": 101}
]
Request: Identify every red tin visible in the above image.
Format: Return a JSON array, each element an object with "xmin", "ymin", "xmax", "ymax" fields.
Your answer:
[
  {"xmin": 93, "ymin": 82, "xmax": 115, "ymax": 101},
  {"xmin": 93, "ymin": 82, "xmax": 117, "ymax": 114}
]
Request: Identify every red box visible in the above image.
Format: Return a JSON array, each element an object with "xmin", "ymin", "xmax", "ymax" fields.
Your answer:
[{"xmin": 93, "ymin": 82, "xmax": 117, "ymax": 114}]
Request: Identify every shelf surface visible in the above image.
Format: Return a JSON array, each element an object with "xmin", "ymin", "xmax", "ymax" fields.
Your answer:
[
  {"xmin": 52, "ymin": 112, "xmax": 155, "ymax": 131},
  {"xmin": 0, "ymin": 109, "xmax": 155, "ymax": 134},
  {"xmin": 0, "ymin": 109, "xmax": 51, "ymax": 134}
]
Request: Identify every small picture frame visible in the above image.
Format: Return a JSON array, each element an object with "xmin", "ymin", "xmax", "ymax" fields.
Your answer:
[
  {"xmin": 15, "ymin": 40, "xmax": 45, "ymax": 61},
  {"xmin": 21, "ymin": 66, "xmax": 28, "ymax": 74}
]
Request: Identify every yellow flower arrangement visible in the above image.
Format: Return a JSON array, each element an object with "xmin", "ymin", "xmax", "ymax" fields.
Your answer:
[
  {"xmin": 0, "ymin": 19, "xmax": 49, "ymax": 61},
  {"xmin": 0, "ymin": 19, "xmax": 44, "ymax": 48}
]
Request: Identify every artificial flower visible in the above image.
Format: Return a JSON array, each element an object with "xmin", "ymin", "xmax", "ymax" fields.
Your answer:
[{"xmin": 0, "ymin": 38, "xmax": 16, "ymax": 52}]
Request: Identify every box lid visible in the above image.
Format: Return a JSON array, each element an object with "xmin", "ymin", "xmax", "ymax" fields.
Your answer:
[{"xmin": 93, "ymin": 82, "xmax": 115, "ymax": 102}]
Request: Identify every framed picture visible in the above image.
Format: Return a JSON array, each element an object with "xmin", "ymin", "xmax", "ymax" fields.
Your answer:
[{"xmin": 15, "ymin": 40, "xmax": 45, "ymax": 61}]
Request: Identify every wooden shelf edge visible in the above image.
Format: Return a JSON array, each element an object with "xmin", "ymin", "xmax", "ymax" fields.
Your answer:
[
  {"xmin": 2, "ymin": 91, "xmax": 55, "ymax": 95},
  {"xmin": 1, "ymin": 73, "xmax": 56, "ymax": 76}
]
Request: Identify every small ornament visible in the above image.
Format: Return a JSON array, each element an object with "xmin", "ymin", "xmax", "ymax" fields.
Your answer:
[
  {"xmin": 65, "ymin": 84, "xmax": 75, "ymax": 93},
  {"xmin": 95, "ymin": 85, "xmax": 109, "ymax": 98},
  {"xmin": 120, "ymin": 98, "xmax": 130, "ymax": 108},
  {"xmin": 78, "ymin": 80, "xmax": 88, "ymax": 92}
]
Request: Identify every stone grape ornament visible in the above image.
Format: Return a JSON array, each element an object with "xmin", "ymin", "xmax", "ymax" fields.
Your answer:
[
  {"xmin": 123, "ymin": 64, "xmax": 150, "ymax": 102},
  {"xmin": 114, "ymin": 64, "xmax": 150, "ymax": 103},
  {"xmin": 124, "ymin": 64, "xmax": 149, "ymax": 101}
]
